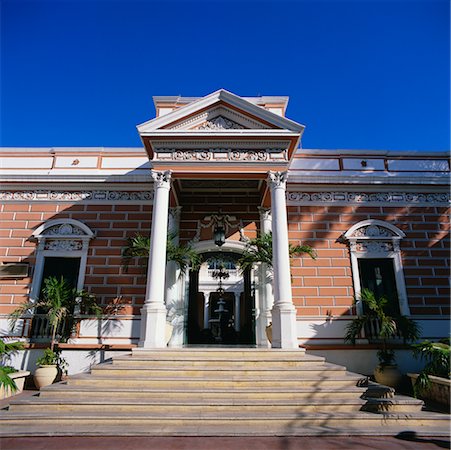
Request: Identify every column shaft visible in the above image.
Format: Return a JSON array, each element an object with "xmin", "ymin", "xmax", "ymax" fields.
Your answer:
[
  {"xmin": 267, "ymin": 171, "xmax": 298, "ymax": 349},
  {"xmin": 139, "ymin": 170, "xmax": 172, "ymax": 348}
]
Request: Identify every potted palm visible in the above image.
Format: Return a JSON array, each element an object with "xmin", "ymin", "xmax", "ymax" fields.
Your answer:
[
  {"xmin": 408, "ymin": 338, "xmax": 450, "ymax": 406},
  {"xmin": 10, "ymin": 276, "xmax": 101, "ymax": 388},
  {"xmin": 345, "ymin": 288, "xmax": 421, "ymax": 387},
  {"xmin": 0, "ymin": 339, "xmax": 29, "ymax": 399},
  {"xmin": 237, "ymin": 232, "xmax": 316, "ymax": 343}
]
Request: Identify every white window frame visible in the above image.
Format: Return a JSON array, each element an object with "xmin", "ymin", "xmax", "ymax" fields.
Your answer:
[
  {"xmin": 29, "ymin": 219, "xmax": 94, "ymax": 303},
  {"xmin": 344, "ymin": 219, "xmax": 410, "ymax": 316}
]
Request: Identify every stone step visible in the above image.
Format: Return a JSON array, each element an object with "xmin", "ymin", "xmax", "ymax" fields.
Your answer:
[
  {"xmin": 39, "ymin": 384, "xmax": 370, "ymax": 400},
  {"xmin": 130, "ymin": 348, "xmax": 307, "ymax": 359},
  {"xmin": 8, "ymin": 395, "xmax": 423, "ymax": 414},
  {"xmin": 90, "ymin": 362, "xmax": 347, "ymax": 378},
  {"xmin": 1, "ymin": 410, "xmax": 449, "ymax": 437},
  {"xmin": 67, "ymin": 374, "xmax": 364, "ymax": 389},
  {"xmin": 112, "ymin": 356, "xmax": 326, "ymax": 368}
]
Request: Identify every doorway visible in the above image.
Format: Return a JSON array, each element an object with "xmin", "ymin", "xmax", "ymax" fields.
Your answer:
[{"xmin": 186, "ymin": 251, "xmax": 255, "ymax": 345}]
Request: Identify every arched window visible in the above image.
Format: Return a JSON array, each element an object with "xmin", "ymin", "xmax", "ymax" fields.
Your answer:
[
  {"xmin": 29, "ymin": 219, "xmax": 94, "ymax": 302},
  {"xmin": 344, "ymin": 219, "xmax": 409, "ymax": 316}
]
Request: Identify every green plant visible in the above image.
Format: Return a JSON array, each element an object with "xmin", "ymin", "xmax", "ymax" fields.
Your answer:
[
  {"xmin": 36, "ymin": 348, "xmax": 58, "ymax": 366},
  {"xmin": 0, "ymin": 340, "xmax": 24, "ymax": 393},
  {"xmin": 411, "ymin": 338, "xmax": 450, "ymax": 397},
  {"xmin": 345, "ymin": 288, "xmax": 421, "ymax": 367},
  {"xmin": 10, "ymin": 276, "xmax": 102, "ymax": 351},
  {"xmin": 35, "ymin": 348, "xmax": 68, "ymax": 373},
  {"xmin": 237, "ymin": 232, "xmax": 316, "ymax": 272},
  {"xmin": 122, "ymin": 232, "xmax": 202, "ymax": 274}
]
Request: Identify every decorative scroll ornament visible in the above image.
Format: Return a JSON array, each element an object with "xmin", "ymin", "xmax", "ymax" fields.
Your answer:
[
  {"xmin": 197, "ymin": 116, "xmax": 245, "ymax": 130},
  {"xmin": 151, "ymin": 170, "xmax": 172, "ymax": 189},
  {"xmin": 351, "ymin": 242, "xmax": 394, "ymax": 253},
  {"xmin": 286, "ymin": 191, "xmax": 450, "ymax": 205},
  {"xmin": 0, "ymin": 190, "xmax": 153, "ymax": 202},
  {"xmin": 192, "ymin": 214, "xmax": 248, "ymax": 243},
  {"xmin": 44, "ymin": 240, "xmax": 83, "ymax": 251},
  {"xmin": 154, "ymin": 148, "xmax": 287, "ymax": 162},
  {"xmin": 43, "ymin": 224, "xmax": 86, "ymax": 236},
  {"xmin": 267, "ymin": 171, "xmax": 288, "ymax": 190},
  {"xmin": 352, "ymin": 225, "xmax": 394, "ymax": 238}
]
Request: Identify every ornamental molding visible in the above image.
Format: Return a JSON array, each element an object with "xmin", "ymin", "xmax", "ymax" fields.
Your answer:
[
  {"xmin": 267, "ymin": 171, "xmax": 288, "ymax": 190},
  {"xmin": 153, "ymin": 140, "xmax": 289, "ymax": 149},
  {"xmin": 169, "ymin": 106, "xmax": 267, "ymax": 130},
  {"xmin": 352, "ymin": 225, "xmax": 395, "ymax": 238},
  {"xmin": 151, "ymin": 170, "xmax": 172, "ymax": 188},
  {"xmin": 154, "ymin": 148, "xmax": 287, "ymax": 162},
  {"xmin": 44, "ymin": 240, "xmax": 83, "ymax": 251},
  {"xmin": 350, "ymin": 241, "xmax": 394, "ymax": 253},
  {"xmin": 0, "ymin": 190, "xmax": 154, "ymax": 202},
  {"xmin": 43, "ymin": 223, "xmax": 86, "ymax": 237},
  {"xmin": 286, "ymin": 191, "xmax": 450, "ymax": 205},
  {"xmin": 196, "ymin": 116, "xmax": 245, "ymax": 130}
]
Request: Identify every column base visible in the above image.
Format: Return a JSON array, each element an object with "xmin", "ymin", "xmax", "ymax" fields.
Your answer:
[
  {"xmin": 138, "ymin": 303, "xmax": 168, "ymax": 348},
  {"xmin": 271, "ymin": 303, "xmax": 299, "ymax": 349}
]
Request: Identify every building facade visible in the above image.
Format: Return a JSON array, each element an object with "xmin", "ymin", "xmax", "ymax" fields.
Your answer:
[{"xmin": 1, "ymin": 90, "xmax": 449, "ymax": 374}]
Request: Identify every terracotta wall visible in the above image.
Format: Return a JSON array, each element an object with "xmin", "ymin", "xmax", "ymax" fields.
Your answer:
[
  {"xmin": 0, "ymin": 202, "xmax": 151, "ymax": 316},
  {"xmin": 1, "ymin": 200, "xmax": 449, "ymax": 320},
  {"xmin": 287, "ymin": 204, "xmax": 450, "ymax": 317}
]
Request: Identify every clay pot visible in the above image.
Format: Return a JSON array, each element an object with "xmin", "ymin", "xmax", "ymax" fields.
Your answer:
[
  {"xmin": 34, "ymin": 365, "xmax": 58, "ymax": 389},
  {"xmin": 374, "ymin": 364, "xmax": 402, "ymax": 388}
]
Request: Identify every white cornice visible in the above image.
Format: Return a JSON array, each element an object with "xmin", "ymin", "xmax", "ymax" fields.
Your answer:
[{"xmin": 138, "ymin": 89, "xmax": 305, "ymax": 133}]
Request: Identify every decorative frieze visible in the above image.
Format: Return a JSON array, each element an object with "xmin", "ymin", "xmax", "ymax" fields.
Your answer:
[
  {"xmin": 0, "ymin": 190, "xmax": 154, "ymax": 202},
  {"xmin": 286, "ymin": 191, "xmax": 450, "ymax": 205},
  {"xmin": 44, "ymin": 240, "xmax": 83, "ymax": 251},
  {"xmin": 154, "ymin": 148, "xmax": 287, "ymax": 162},
  {"xmin": 350, "ymin": 241, "xmax": 394, "ymax": 253}
]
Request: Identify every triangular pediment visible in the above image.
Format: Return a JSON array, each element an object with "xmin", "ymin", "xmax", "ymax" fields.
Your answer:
[
  {"xmin": 137, "ymin": 89, "xmax": 305, "ymax": 134},
  {"xmin": 171, "ymin": 105, "xmax": 268, "ymax": 131},
  {"xmin": 137, "ymin": 89, "xmax": 305, "ymax": 174}
]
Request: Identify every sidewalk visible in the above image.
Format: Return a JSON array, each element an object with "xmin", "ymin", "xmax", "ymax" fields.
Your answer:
[{"xmin": 1, "ymin": 434, "xmax": 450, "ymax": 450}]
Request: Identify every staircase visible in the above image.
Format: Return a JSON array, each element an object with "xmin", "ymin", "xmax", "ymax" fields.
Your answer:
[{"xmin": 1, "ymin": 348, "xmax": 449, "ymax": 436}]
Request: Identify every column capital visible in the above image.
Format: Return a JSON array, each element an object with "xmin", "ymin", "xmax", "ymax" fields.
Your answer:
[
  {"xmin": 151, "ymin": 170, "xmax": 172, "ymax": 189},
  {"xmin": 169, "ymin": 206, "xmax": 182, "ymax": 222},
  {"xmin": 267, "ymin": 171, "xmax": 287, "ymax": 190},
  {"xmin": 258, "ymin": 206, "xmax": 272, "ymax": 221}
]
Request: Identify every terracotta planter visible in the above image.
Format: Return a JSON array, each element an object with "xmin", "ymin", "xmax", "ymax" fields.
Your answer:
[
  {"xmin": 408, "ymin": 373, "xmax": 450, "ymax": 406},
  {"xmin": 34, "ymin": 365, "xmax": 58, "ymax": 389},
  {"xmin": 374, "ymin": 364, "xmax": 402, "ymax": 388},
  {"xmin": 0, "ymin": 370, "xmax": 30, "ymax": 399}
]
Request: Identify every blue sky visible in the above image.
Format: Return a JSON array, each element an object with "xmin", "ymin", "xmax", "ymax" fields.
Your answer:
[{"xmin": 1, "ymin": 0, "xmax": 449, "ymax": 150}]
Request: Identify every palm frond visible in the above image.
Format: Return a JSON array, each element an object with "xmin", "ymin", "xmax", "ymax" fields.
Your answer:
[
  {"xmin": 122, "ymin": 233, "xmax": 201, "ymax": 274},
  {"xmin": 344, "ymin": 317, "xmax": 367, "ymax": 344},
  {"xmin": 238, "ymin": 232, "xmax": 315, "ymax": 272},
  {"xmin": 0, "ymin": 366, "xmax": 18, "ymax": 393}
]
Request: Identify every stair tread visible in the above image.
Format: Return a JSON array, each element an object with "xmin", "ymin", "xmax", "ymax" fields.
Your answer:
[
  {"xmin": 1, "ymin": 410, "xmax": 448, "ymax": 420},
  {"xmin": 93, "ymin": 364, "xmax": 346, "ymax": 372},
  {"xmin": 41, "ymin": 384, "xmax": 367, "ymax": 393},
  {"xmin": 11, "ymin": 396, "xmax": 370, "ymax": 406}
]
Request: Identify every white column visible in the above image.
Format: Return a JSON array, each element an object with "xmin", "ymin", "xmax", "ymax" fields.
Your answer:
[
  {"xmin": 267, "ymin": 171, "xmax": 298, "ymax": 349},
  {"xmin": 139, "ymin": 170, "xmax": 172, "ymax": 348},
  {"xmin": 257, "ymin": 207, "xmax": 273, "ymax": 347}
]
